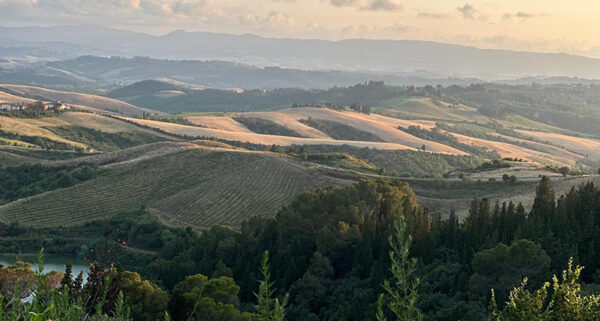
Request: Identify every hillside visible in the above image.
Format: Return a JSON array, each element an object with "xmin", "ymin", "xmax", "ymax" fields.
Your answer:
[
  {"xmin": 0, "ymin": 112, "xmax": 172, "ymax": 152},
  {"xmin": 163, "ymin": 106, "xmax": 596, "ymax": 168},
  {"xmin": 0, "ymin": 84, "xmax": 154, "ymax": 116},
  {"xmin": 0, "ymin": 141, "xmax": 352, "ymax": 228}
]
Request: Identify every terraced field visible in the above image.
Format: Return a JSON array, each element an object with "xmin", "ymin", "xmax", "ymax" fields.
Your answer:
[{"xmin": 0, "ymin": 146, "xmax": 335, "ymax": 228}]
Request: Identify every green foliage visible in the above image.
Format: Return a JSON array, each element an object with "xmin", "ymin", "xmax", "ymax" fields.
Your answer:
[
  {"xmin": 445, "ymin": 83, "xmax": 600, "ymax": 136},
  {"xmin": 45, "ymin": 126, "xmax": 165, "ymax": 151},
  {"xmin": 256, "ymin": 251, "xmax": 288, "ymax": 321},
  {"xmin": 168, "ymin": 274, "xmax": 250, "ymax": 321},
  {"xmin": 0, "ymin": 208, "xmax": 171, "ymax": 266},
  {"xmin": 0, "ymin": 163, "xmax": 102, "ymax": 204},
  {"xmin": 0, "ymin": 101, "xmax": 63, "ymax": 119},
  {"xmin": 296, "ymin": 144, "xmax": 484, "ymax": 177},
  {"xmin": 114, "ymin": 271, "xmax": 169, "ymax": 321},
  {"xmin": 489, "ymin": 258, "xmax": 600, "ymax": 321},
  {"xmin": 379, "ymin": 211, "xmax": 423, "ymax": 321},
  {"xmin": 0, "ymin": 250, "xmax": 132, "ymax": 321},
  {"xmin": 400, "ymin": 125, "xmax": 500, "ymax": 159},
  {"xmin": 470, "ymin": 240, "xmax": 551, "ymax": 304},
  {"xmin": 300, "ymin": 118, "xmax": 384, "ymax": 142},
  {"xmin": 0, "ymin": 129, "xmax": 80, "ymax": 150},
  {"xmin": 301, "ymin": 152, "xmax": 381, "ymax": 173},
  {"xmin": 110, "ymin": 81, "xmax": 404, "ymax": 113},
  {"xmin": 146, "ymin": 179, "xmax": 426, "ymax": 321},
  {"xmin": 234, "ymin": 117, "xmax": 304, "ymax": 137}
]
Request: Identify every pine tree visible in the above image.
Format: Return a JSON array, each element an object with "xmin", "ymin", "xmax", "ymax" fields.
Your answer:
[{"xmin": 530, "ymin": 176, "xmax": 555, "ymax": 223}]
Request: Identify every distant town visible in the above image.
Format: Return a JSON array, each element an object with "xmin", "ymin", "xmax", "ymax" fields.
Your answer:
[{"xmin": 0, "ymin": 100, "xmax": 70, "ymax": 112}]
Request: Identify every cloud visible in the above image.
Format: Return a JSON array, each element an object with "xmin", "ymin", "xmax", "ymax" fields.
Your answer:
[
  {"xmin": 502, "ymin": 11, "xmax": 546, "ymax": 22},
  {"xmin": 366, "ymin": 0, "xmax": 402, "ymax": 11},
  {"xmin": 457, "ymin": 4, "xmax": 477, "ymax": 19},
  {"xmin": 417, "ymin": 12, "xmax": 450, "ymax": 19},
  {"xmin": 327, "ymin": 0, "xmax": 402, "ymax": 12},
  {"xmin": 457, "ymin": 3, "xmax": 487, "ymax": 21},
  {"xmin": 264, "ymin": 11, "xmax": 296, "ymax": 28}
]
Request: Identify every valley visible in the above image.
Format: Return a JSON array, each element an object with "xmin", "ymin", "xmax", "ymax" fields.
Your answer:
[
  {"xmin": 1, "ymin": 82, "xmax": 599, "ymax": 229},
  {"xmin": 2, "ymin": 17, "xmax": 600, "ymax": 321}
]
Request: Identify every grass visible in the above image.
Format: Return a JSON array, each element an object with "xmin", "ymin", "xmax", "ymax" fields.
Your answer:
[
  {"xmin": 300, "ymin": 145, "xmax": 484, "ymax": 177},
  {"xmin": 407, "ymin": 180, "xmax": 536, "ymax": 199},
  {"xmin": 300, "ymin": 118, "xmax": 384, "ymax": 142},
  {"xmin": 45, "ymin": 125, "xmax": 167, "ymax": 152},
  {"xmin": 0, "ymin": 113, "xmax": 172, "ymax": 152},
  {"xmin": 233, "ymin": 117, "xmax": 304, "ymax": 137},
  {"xmin": 0, "ymin": 84, "xmax": 149, "ymax": 116},
  {"xmin": 0, "ymin": 129, "xmax": 81, "ymax": 150},
  {"xmin": 303, "ymin": 152, "xmax": 381, "ymax": 173},
  {"xmin": 0, "ymin": 146, "xmax": 90, "ymax": 165},
  {"xmin": 0, "ymin": 148, "xmax": 310, "ymax": 228},
  {"xmin": 374, "ymin": 97, "xmax": 486, "ymax": 122}
]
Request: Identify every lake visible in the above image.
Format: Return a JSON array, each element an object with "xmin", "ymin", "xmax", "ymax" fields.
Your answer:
[{"xmin": 0, "ymin": 254, "xmax": 89, "ymax": 279}]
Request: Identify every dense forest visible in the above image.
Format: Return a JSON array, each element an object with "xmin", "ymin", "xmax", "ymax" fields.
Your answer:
[{"xmin": 1, "ymin": 177, "xmax": 599, "ymax": 320}]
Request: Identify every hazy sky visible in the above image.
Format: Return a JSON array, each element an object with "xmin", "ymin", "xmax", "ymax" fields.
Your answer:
[{"xmin": 1, "ymin": 0, "xmax": 599, "ymax": 57}]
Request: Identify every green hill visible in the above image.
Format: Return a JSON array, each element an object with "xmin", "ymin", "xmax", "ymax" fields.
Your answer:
[
  {"xmin": 106, "ymin": 79, "xmax": 183, "ymax": 99},
  {"xmin": 0, "ymin": 142, "xmax": 347, "ymax": 228}
]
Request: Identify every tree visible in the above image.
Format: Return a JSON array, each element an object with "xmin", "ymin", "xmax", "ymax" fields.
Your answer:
[
  {"xmin": 115, "ymin": 271, "xmax": 168, "ymax": 321},
  {"xmin": 489, "ymin": 258, "xmax": 600, "ymax": 321},
  {"xmin": 256, "ymin": 251, "xmax": 288, "ymax": 321},
  {"xmin": 558, "ymin": 167, "xmax": 570, "ymax": 177},
  {"xmin": 469, "ymin": 239, "xmax": 550, "ymax": 304},
  {"xmin": 169, "ymin": 274, "xmax": 251, "ymax": 321},
  {"xmin": 529, "ymin": 176, "xmax": 555, "ymax": 223},
  {"xmin": 377, "ymin": 211, "xmax": 423, "ymax": 321}
]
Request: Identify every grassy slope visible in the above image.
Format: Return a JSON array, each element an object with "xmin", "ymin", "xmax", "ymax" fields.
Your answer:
[
  {"xmin": 300, "ymin": 118, "xmax": 385, "ymax": 142},
  {"xmin": 0, "ymin": 143, "xmax": 346, "ymax": 228},
  {"xmin": 374, "ymin": 97, "xmax": 488, "ymax": 122},
  {"xmin": 0, "ymin": 112, "xmax": 172, "ymax": 152},
  {"xmin": 233, "ymin": 117, "xmax": 304, "ymax": 137},
  {"xmin": 0, "ymin": 84, "xmax": 153, "ymax": 116}
]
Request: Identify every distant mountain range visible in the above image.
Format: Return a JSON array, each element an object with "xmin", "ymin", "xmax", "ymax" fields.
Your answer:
[
  {"xmin": 41, "ymin": 56, "xmax": 480, "ymax": 89},
  {"xmin": 2, "ymin": 25, "xmax": 600, "ymax": 80}
]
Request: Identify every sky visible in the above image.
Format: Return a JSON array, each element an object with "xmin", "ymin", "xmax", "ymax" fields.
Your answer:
[{"xmin": 1, "ymin": 0, "xmax": 599, "ymax": 57}]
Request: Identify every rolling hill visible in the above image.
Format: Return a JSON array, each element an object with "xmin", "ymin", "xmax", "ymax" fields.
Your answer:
[
  {"xmin": 0, "ymin": 111, "xmax": 172, "ymax": 152},
  {"xmin": 0, "ymin": 141, "xmax": 352, "ymax": 228},
  {"xmin": 118, "ymin": 105, "xmax": 597, "ymax": 169},
  {"xmin": 0, "ymin": 84, "xmax": 154, "ymax": 116}
]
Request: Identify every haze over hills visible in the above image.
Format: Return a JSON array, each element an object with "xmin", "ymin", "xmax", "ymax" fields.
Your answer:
[
  {"xmin": 2, "ymin": 25, "xmax": 600, "ymax": 80},
  {"xmin": 41, "ymin": 56, "xmax": 479, "ymax": 89}
]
